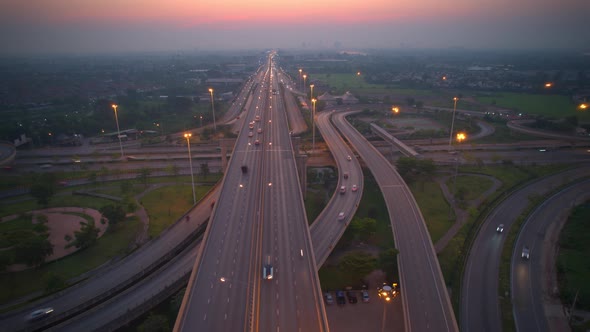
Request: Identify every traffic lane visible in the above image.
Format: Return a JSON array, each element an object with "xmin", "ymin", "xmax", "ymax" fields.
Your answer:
[
  {"xmin": 512, "ymin": 180, "xmax": 590, "ymax": 332},
  {"xmin": 461, "ymin": 166, "xmax": 590, "ymax": 332},
  {"xmin": 334, "ymin": 111, "xmax": 458, "ymax": 332},
  {"xmin": 175, "ymin": 85, "xmax": 266, "ymax": 331},
  {"xmin": 310, "ymin": 111, "xmax": 363, "ymax": 266},
  {"xmin": 1, "ymin": 187, "xmax": 218, "ymax": 332},
  {"xmin": 55, "ymin": 240, "xmax": 200, "ymax": 331}
]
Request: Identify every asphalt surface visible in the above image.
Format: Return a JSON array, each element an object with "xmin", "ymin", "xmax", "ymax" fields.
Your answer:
[
  {"xmin": 461, "ymin": 166, "xmax": 590, "ymax": 332},
  {"xmin": 174, "ymin": 55, "xmax": 328, "ymax": 332},
  {"xmin": 332, "ymin": 110, "xmax": 459, "ymax": 332},
  {"xmin": 310, "ymin": 111, "xmax": 363, "ymax": 267},
  {"xmin": 512, "ymin": 179, "xmax": 590, "ymax": 332}
]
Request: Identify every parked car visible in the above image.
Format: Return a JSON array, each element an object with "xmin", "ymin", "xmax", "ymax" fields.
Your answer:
[
  {"xmin": 361, "ymin": 290, "xmax": 370, "ymax": 303},
  {"xmin": 346, "ymin": 291, "xmax": 358, "ymax": 304},
  {"xmin": 324, "ymin": 292, "xmax": 334, "ymax": 305},
  {"xmin": 336, "ymin": 291, "xmax": 346, "ymax": 305}
]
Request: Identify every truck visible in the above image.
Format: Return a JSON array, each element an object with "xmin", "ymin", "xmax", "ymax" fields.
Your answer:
[{"xmin": 241, "ymin": 165, "xmax": 248, "ymax": 174}]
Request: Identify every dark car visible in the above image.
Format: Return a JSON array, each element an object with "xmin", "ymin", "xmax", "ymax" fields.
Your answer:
[
  {"xmin": 336, "ymin": 291, "xmax": 346, "ymax": 305},
  {"xmin": 26, "ymin": 308, "xmax": 54, "ymax": 322},
  {"xmin": 346, "ymin": 291, "xmax": 358, "ymax": 304}
]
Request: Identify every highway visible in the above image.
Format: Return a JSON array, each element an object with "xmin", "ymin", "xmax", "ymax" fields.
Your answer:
[
  {"xmin": 310, "ymin": 110, "xmax": 364, "ymax": 266},
  {"xmin": 332, "ymin": 110, "xmax": 459, "ymax": 332},
  {"xmin": 512, "ymin": 179, "xmax": 590, "ymax": 332},
  {"xmin": 461, "ymin": 166, "xmax": 590, "ymax": 332},
  {"xmin": 174, "ymin": 55, "xmax": 328, "ymax": 332}
]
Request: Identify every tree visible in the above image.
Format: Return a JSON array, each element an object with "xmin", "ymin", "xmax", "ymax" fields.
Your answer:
[
  {"xmin": 138, "ymin": 314, "xmax": 170, "ymax": 332},
  {"xmin": 44, "ymin": 272, "xmax": 67, "ymax": 293},
  {"xmin": 100, "ymin": 204, "xmax": 126, "ymax": 225},
  {"xmin": 30, "ymin": 183, "xmax": 55, "ymax": 206},
  {"xmin": 200, "ymin": 162, "xmax": 210, "ymax": 179},
  {"xmin": 68, "ymin": 222, "xmax": 100, "ymax": 249},
  {"xmin": 378, "ymin": 248, "xmax": 399, "ymax": 281},
  {"xmin": 137, "ymin": 168, "xmax": 151, "ymax": 187},
  {"xmin": 15, "ymin": 236, "xmax": 53, "ymax": 266}
]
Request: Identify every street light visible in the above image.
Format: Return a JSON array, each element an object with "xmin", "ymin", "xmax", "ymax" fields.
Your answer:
[
  {"xmin": 311, "ymin": 98, "xmax": 317, "ymax": 155},
  {"xmin": 184, "ymin": 133, "xmax": 196, "ymax": 205},
  {"xmin": 208, "ymin": 88, "xmax": 217, "ymax": 132},
  {"xmin": 303, "ymin": 74, "xmax": 307, "ymax": 96},
  {"xmin": 579, "ymin": 103, "xmax": 588, "ymax": 110},
  {"xmin": 544, "ymin": 82, "xmax": 553, "ymax": 88},
  {"xmin": 299, "ymin": 68, "xmax": 303, "ymax": 90},
  {"xmin": 111, "ymin": 104, "xmax": 125, "ymax": 159},
  {"xmin": 448, "ymin": 97, "xmax": 459, "ymax": 151},
  {"xmin": 199, "ymin": 115, "xmax": 203, "ymax": 127},
  {"xmin": 391, "ymin": 106, "xmax": 400, "ymax": 115},
  {"xmin": 310, "ymin": 84, "xmax": 314, "ymax": 100}
]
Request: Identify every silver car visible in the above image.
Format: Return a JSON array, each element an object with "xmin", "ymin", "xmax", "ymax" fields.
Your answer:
[{"xmin": 521, "ymin": 246, "xmax": 530, "ymax": 259}]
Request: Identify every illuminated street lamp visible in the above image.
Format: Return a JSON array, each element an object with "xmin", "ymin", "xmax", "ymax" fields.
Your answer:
[
  {"xmin": 310, "ymin": 84, "xmax": 315, "ymax": 100},
  {"xmin": 111, "ymin": 104, "xmax": 125, "ymax": 158},
  {"xmin": 303, "ymin": 74, "xmax": 307, "ymax": 95},
  {"xmin": 579, "ymin": 103, "xmax": 588, "ymax": 110},
  {"xmin": 208, "ymin": 88, "xmax": 217, "ymax": 132},
  {"xmin": 299, "ymin": 68, "xmax": 303, "ymax": 90},
  {"xmin": 311, "ymin": 98, "xmax": 317, "ymax": 155},
  {"xmin": 199, "ymin": 115, "xmax": 203, "ymax": 127},
  {"xmin": 184, "ymin": 133, "xmax": 196, "ymax": 205},
  {"xmin": 544, "ymin": 82, "xmax": 553, "ymax": 88},
  {"xmin": 457, "ymin": 132, "xmax": 466, "ymax": 143},
  {"xmin": 391, "ymin": 106, "xmax": 400, "ymax": 115},
  {"xmin": 448, "ymin": 97, "xmax": 459, "ymax": 151}
]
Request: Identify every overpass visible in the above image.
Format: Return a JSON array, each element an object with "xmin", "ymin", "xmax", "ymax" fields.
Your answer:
[{"xmin": 370, "ymin": 123, "xmax": 420, "ymax": 157}]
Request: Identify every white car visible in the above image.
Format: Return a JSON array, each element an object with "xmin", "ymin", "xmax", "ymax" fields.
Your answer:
[
  {"xmin": 338, "ymin": 212, "xmax": 345, "ymax": 221},
  {"xmin": 351, "ymin": 185, "xmax": 358, "ymax": 192},
  {"xmin": 346, "ymin": 155, "xmax": 352, "ymax": 161}
]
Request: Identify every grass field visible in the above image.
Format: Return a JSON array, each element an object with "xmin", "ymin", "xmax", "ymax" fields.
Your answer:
[
  {"xmin": 311, "ymin": 73, "xmax": 437, "ymax": 97},
  {"xmin": 446, "ymin": 174, "xmax": 494, "ymax": 202},
  {"xmin": 557, "ymin": 202, "xmax": 590, "ymax": 312},
  {"xmin": 0, "ymin": 217, "xmax": 141, "ymax": 305},
  {"xmin": 141, "ymin": 184, "xmax": 212, "ymax": 238},
  {"xmin": 475, "ymin": 92, "xmax": 588, "ymax": 119},
  {"xmin": 409, "ymin": 180, "xmax": 453, "ymax": 243}
]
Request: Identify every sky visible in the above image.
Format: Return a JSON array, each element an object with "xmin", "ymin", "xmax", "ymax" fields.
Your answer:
[{"xmin": 0, "ymin": 0, "xmax": 589, "ymax": 54}]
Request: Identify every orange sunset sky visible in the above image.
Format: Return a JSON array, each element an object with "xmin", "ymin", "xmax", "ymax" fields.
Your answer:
[{"xmin": 0, "ymin": 0, "xmax": 588, "ymax": 54}]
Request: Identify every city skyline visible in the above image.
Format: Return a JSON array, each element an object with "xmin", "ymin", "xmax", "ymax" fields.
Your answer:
[{"xmin": 0, "ymin": 0, "xmax": 589, "ymax": 54}]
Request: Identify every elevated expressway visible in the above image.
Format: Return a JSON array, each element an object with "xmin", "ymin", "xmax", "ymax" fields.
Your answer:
[
  {"xmin": 174, "ymin": 56, "xmax": 328, "ymax": 331},
  {"xmin": 331, "ymin": 109, "xmax": 459, "ymax": 332}
]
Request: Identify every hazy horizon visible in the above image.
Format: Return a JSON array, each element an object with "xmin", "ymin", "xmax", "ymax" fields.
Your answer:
[{"xmin": 1, "ymin": 0, "xmax": 589, "ymax": 55}]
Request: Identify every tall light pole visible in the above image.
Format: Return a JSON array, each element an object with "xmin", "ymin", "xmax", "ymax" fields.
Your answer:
[
  {"xmin": 448, "ymin": 97, "xmax": 458, "ymax": 151},
  {"xmin": 184, "ymin": 133, "xmax": 196, "ymax": 205},
  {"xmin": 111, "ymin": 104, "xmax": 125, "ymax": 159},
  {"xmin": 310, "ymin": 83, "xmax": 315, "ymax": 111},
  {"xmin": 298, "ymin": 68, "xmax": 303, "ymax": 90},
  {"xmin": 199, "ymin": 115, "xmax": 203, "ymax": 128},
  {"xmin": 208, "ymin": 88, "xmax": 217, "ymax": 132},
  {"xmin": 311, "ymin": 98, "xmax": 317, "ymax": 155},
  {"xmin": 303, "ymin": 74, "xmax": 307, "ymax": 96}
]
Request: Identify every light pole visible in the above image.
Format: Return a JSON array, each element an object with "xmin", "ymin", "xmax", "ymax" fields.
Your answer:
[
  {"xmin": 208, "ymin": 88, "xmax": 217, "ymax": 132},
  {"xmin": 111, "ymin": 104, "xmax": 125, "ymax": 159},
  {"xmin": 184, "ymin": 133, "xmax": 196, "ymax": 205},
  {"xmin": 298, "ymin": 68, "xmax": 303, "ymax": 90},
  {"xmin": 449, "ymin": 132, "xmax": 466, "ymax": 219},
  {"xmin": 199, "ymin": 115, "xmax": 203, "ymax": 127},
  {"xmin": 448, "ymin": 97, "xmax": 458, "ymax": 151},
  {"xmin": 311, "ymin": 98, "xmax": 317, "ymax": 155},
  {"xmin": 310, "ymin": 84, "xmax": 315, "ymax": 101},
  {"xmin": 303, "ymin": 74, "xmax": 307, "ymax": 96}
]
